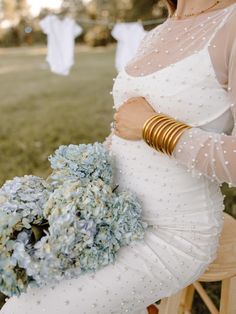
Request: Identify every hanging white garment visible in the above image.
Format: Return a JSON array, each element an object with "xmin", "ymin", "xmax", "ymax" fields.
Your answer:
[
  {"xmin": 111, "ymin": 22, "xmax": 147, "ymax": 72},
  {"xmin": 39, "ymin": 15, "xmax": 83, "ymax": 76}
]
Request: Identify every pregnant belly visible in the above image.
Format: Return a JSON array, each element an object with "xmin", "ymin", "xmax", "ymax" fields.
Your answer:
[{"xmin": 111, "ymin": 134, "xmax": 224, "ymax": 233}]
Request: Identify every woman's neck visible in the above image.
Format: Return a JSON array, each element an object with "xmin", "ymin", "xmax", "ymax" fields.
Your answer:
[{"xmin": 174, "ymin": 0, "xmax": 231, "ymax": 17}]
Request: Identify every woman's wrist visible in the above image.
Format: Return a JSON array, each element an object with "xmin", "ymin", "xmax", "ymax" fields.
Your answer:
[{"xmin": 142, "ymin": 113, "xmax": 192, "ymax": 156}]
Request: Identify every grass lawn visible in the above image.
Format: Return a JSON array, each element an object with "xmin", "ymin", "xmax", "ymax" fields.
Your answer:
[
  {"xmin": 0, "ymin": 45, "xmax": 115, "ymax": 184},
  {"xmin": 0, "ymin": 44, "xmax": 235, "ymax": 313}
]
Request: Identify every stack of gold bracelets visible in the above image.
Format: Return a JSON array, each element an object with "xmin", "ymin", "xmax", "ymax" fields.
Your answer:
[{"xmin": 142, "ymin": 113, "xmax": 192, "ymax": 156}]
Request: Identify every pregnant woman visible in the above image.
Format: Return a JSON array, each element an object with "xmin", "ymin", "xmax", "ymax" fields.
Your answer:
[{"xmin": 2, "ymin": 0, "xmax": 236, "ymax": 313}]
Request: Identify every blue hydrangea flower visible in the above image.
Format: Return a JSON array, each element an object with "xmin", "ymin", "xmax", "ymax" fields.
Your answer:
[
  {"xmin": 48, "ymin": 143, "xmax": 114, "ymax": 187},
  {"xmin": 0, "ymin": 176, "xmax": 50, "ymax": 296},
  {"xmin": 0, "ymin": 144, "xmax": 148, "ymax": 297},
  {"xmin": 28, "ymin": 179, "xmax": 147, "ymax": 287}
]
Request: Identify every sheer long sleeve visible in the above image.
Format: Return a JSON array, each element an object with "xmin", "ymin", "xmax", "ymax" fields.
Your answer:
[
  {"xmin": 122, "ymin": 4, "xmax": 236, "ymax": 187},
  {"xmin": 173, "ymin": 27, "xmax": 236, "ymax": 187},
  {"xmin": 103, "ymin": 125, "xmax": 116, "ymax": 150}
]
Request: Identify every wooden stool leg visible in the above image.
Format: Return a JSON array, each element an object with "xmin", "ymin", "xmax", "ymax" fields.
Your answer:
[
  {"xmin": 193, "ymin": 282, "xmax": 219, "ymax": 314},
  {"xmin": 220, "ymin": 276, "xmax": 236, "ymax": 314},
  {"xmin": 158, "ymin": 290, "xmax": 183, "ymax": 314},
  {"xmin": 181, "ymin": 285, "xmax": 195, "ymax": 314}
]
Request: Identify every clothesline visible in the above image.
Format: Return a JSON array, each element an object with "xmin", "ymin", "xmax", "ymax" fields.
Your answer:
[
  {"xmin": 75, "ymin": 17, "xmax": 166, "ymax": 27},
  {"xmin": 40, "ymin": 14, "xmax": 165, "ymax": 76}
]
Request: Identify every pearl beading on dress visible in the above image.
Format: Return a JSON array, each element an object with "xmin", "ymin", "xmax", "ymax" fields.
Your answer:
[
  {"xmin": 1, "ymin": 4, "xmax": 236, "ymax": 314},
  {"xmin": 114, "ymin": 3, "xmax": 236, "ymax": 188},
  {"xmin": 125, "ymin": 7, "xmax": 233, "ymax": 77}
]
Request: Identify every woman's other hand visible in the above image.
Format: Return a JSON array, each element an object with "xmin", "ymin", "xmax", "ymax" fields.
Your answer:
[{"xmin": 113, "ymin": 97, "xmax": 156, "ymax": 140}]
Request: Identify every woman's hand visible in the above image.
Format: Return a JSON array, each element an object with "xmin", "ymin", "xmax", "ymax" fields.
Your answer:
[{"xmin": 113, "ymin": 97, "xmax": 156, "ymax": 140}]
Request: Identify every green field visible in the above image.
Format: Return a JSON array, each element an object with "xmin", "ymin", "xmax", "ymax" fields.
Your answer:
[
  {"xmin": 0, "ymin": 45, "xmax": 235, "ymax": 313},
  {"xmin": 0, "ymin": 45, "xmax": 115, "ymax": 184}
]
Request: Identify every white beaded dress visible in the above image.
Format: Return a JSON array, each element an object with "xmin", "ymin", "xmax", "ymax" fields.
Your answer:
[{"xmin": 1, "ymin": 3, "xmax": 236, "ymax": 314}]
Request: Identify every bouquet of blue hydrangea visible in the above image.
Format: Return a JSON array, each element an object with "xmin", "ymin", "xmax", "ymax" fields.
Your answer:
[
  {"xmin": 0, "ymin": 176, "xmax": 50, "ymax": 296},
  {"xmin": 0, "ymin": 143, "xmax": 147, "ymax": 297}
]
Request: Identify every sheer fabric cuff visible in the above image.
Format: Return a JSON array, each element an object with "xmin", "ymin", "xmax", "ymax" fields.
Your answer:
[{"xmin": 172, "ymin": 127, "xmax": 236, "ymax": 187}]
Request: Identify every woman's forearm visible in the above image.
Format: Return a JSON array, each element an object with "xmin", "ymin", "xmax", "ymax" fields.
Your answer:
[{"xmin": 172, "ymin": 125, "xmax": 236, "ymax": 187}]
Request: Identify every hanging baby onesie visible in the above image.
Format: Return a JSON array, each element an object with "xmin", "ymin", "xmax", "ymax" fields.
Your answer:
[
  {"xmin": 111, "ymin": 22, "xmax": 147, "ymax": 72},
  {"xmin": 39, "ymin": 15, "xmax": 83, "ymax": 76}
]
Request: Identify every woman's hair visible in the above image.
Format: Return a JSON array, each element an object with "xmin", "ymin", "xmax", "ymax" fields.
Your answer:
[{"xmin": 164, "ymin": 0, "xmax": 177, "ymax": 15}]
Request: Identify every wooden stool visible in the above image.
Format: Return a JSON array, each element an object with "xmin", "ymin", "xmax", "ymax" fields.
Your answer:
[{"xmin": 156, "ymin": 213, "xmax": 236, "ymax": 314}]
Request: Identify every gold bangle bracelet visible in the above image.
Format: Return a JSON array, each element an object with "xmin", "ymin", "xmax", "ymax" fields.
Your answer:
[
  {"xmin": 142, "ymin": 116, "xmax": 158, "ymax": 141},
  {"xmin": 143, "ymin": 115, "xmax": 169, "ymax": 144},
  {"xmin": 142, "ymin": 115, "xmax": 159, "ymax": 140},
  {"xmin": 150, "ymin": 117, "xmax": 171, "ymax": 149},
  {"xmin": 155, "ymin": 120, "xmax": 176, "ymax": 152},
  {"xmin": 143, "ymin": 114, "xmax": 166, "ymax": 135},
  {"xmin": 162, "ymin": 122, "xmax": 184, "ymax": 155},
  {"xmin": 163, "ymin": 122, "xmax": 187, "ymax": 156},
  {"xmin": 142, "ymin": 115, "xmax": 166, "ymax": 142},
  {"xmin": 166, "ymin": 124, "xmax": 187, "ymax": 156},
  {"xmin": 153, "ymin": 119, "xmax": 174, "ymax": 152},
  {"xmin": 142, "ymin": 113, "xmax": 192, "ymax": 156},
  {"xmin": 168, "ymin": 125, "xmax": 190, "ymax": 155},
  {"xmin": 147, "ymin": 117, "xmax": 167, "ymax": 144},
  {"xmin": 158, "ymin": 121, "xmax": 183, "ymax": 154},
  {"xmin": 161, "ymin": 121, "xmax": 184, "ymax": 155},
  {"xmin": 151, "ymin": 118, "xmax": 172, "ymax": 150},
  {"xmin": 170, "ymin": 126, "xmax": 191, "ymax": 154}
]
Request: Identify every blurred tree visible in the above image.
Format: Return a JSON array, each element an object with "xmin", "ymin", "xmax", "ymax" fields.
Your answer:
[
  {"xmin": 60, "ymin": 0, "xmax": 167, "ymax": 46},
  {"xmin": 99, "ymin": 0, "xmax": 164, "ymax": 21},
  {"xmin": 61, "ymin": 0, "xmax": 167, "ymax": 22},
  {"xmin": 1, "ymin": 0, "xmax": 29, "ymax": 21},
  {"xmin": 1, "ymin": 0, "xmax": 16, "ymax": 20},
  {"xmin": 61, "ymin": 0, "xmax": 86, "ymax": 16},
  {"xmin": 0, "ymin": 0, "xmax": 31, "ymax": 46},
  {"xmin": 15, "ymin": 0, "xmax": 29, "ymax": 18}
]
